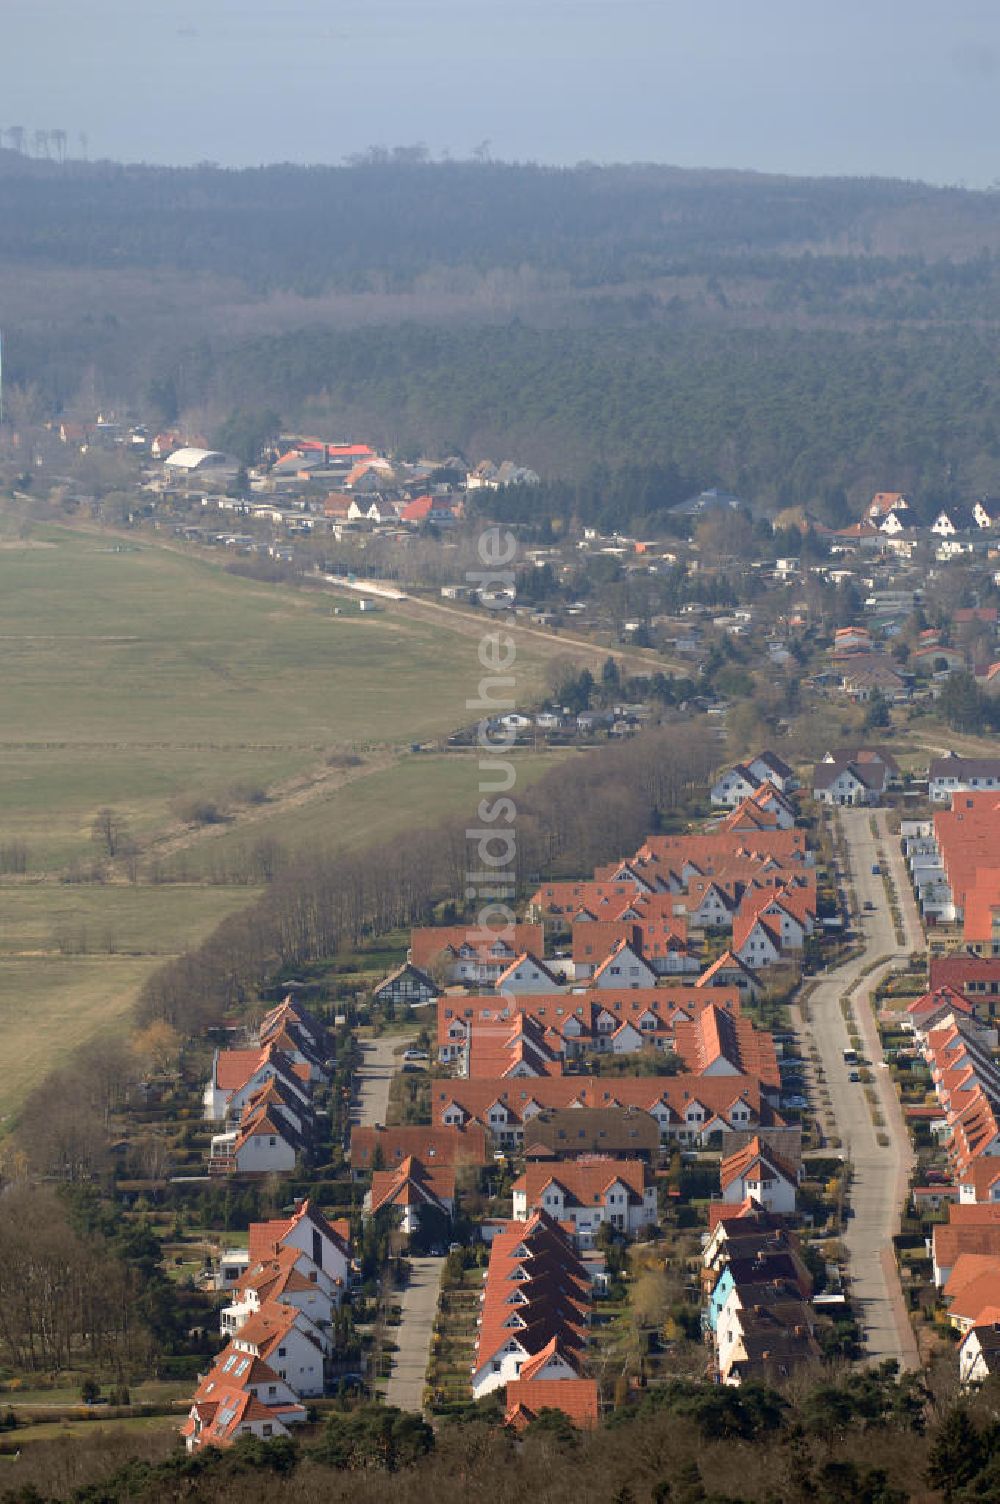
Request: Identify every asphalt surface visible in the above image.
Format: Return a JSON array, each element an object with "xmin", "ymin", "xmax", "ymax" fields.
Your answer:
[
  {"xmin": 795, "ymin": 805, "xmax": 922, "ymax": 1370},
  {"xmin": 349, "ymin": 1031, "xmax": 442, "ymax": 1411},
  {"xmin": 384, "ymin": 1256, "xmax": 445, "ymax": 1413},
  {"xmin": 350, "ymin": 1034, "xmax": 407, "ymax": 1128}
]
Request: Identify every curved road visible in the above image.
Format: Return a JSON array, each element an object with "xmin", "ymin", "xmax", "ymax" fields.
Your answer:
[{"xmin": 797, "ymin": 806, "xmax": 922, "ymax": 1370}]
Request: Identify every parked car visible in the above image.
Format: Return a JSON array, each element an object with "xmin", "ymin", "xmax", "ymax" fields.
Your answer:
[
  {"xmin": 403, "ymin": 1048, "xmax": 429, "ymax": 1061},
  {"xmin": 871, "ymin": 863, "xmax": 881, "ymax": 875},
  {"xmin": 849, "ymin": 1070, "xmax": 861, "ymax": 1082},
  {"xmin": 863, "ymin": 900, "xmax": 875, "ymax": 911}
]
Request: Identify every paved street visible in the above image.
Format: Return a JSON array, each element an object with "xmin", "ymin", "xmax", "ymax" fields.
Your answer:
[
  {"xmin": 351, "ymin": 1034, "xmax": 410, "ymax": 1128},
  {"xmin": 348, "ymin": 1030, "xmax": 440, "ymax": 1411},
  {"xmin": 795, "ymin": 805, "xmax": 922, "ymax": 1370},
  {"xmin": 384, "ymin": 1256, "xmax": 445, "ymax": 1412}
]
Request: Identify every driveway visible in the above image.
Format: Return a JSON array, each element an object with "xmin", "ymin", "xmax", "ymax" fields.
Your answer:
[
  {"xmin": 351, "ymin": 1033, "xmax": 416, "ymax": 1128},
  {"xmin": 794, "ymin": 805, "xmax": 922, "ymax": 1370},
  {"xmin": 384, "ymin": 1256, "xmax": 444, "ymax": 1413}
]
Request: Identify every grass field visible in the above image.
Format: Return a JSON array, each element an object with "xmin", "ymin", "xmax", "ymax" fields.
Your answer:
[
  {"xmin": 0, "ymin": 522, "xmax": 560, "ymax": 871},
  {"xmin": 0, "ymin": 518, "xmax": 579, "ymax": 1114},
  {"xmin": 0, "ymin": 885, "xmax": 257, "ymax": 1121},
  {"xmin": 0, "ymin": 883, "xmax": 256, "ymax": 955},
  {"xmin": 161, "ymin": 749, "xmax": 569, "ymax": 878}
]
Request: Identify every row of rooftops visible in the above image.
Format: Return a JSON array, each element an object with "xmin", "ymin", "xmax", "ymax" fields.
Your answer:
[
  {"xmin": 184, "ymin": 1199, "xmax": 350, "ymax": 1450},
  {"xmin": 700, "ymin": 1201, "xmax": 819, "ymax": 1384},
  {"xmin": 473, "ymin": 1208, "xmax": 598, "ymax": 1426},
  {"xmin": 910, "ymin": 987, "xmax": 1000, "ymax": 1204},
  {"xmin": 930, "ymin": 790, "xmax": 1000, "ymax": 946},
  {"xmin": 206, "ymin": 995, "xmax": 332, "ymax": 1171}
]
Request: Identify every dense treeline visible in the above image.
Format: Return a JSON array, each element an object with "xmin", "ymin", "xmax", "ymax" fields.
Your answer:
[
  {"xmin": 1, "ymin": 1363, "xmax": 996, "ymax": 1502},
  {"xmin": 128, "ymin": 727, "xmax": 713, "ymax": 1042},
  {"xmin": 2, "ymin": 154, "xmax": 998, "ymax": 296},
  {"xmin": 0, "ymin": 1185, "xmax": 162, "ymax": 1373},
  {"xmin": 189, "ymin": 321, "xmax": 1000, "ymax": 513},
  {"xmin": 6, "ymin": 159, "xmax": 1000, "ymax": 515}
]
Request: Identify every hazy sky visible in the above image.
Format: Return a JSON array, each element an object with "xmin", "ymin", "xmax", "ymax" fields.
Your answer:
[{"xmin": 3, "ymin": 0, "xmax": 1000, "ymax": 184}]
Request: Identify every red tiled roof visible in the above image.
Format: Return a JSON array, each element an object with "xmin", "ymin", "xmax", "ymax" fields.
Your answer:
[
  {"xmin": 350, "ymin": 1124, "xmax": 490, "ymax": 1170},
  {"xmin": 247, "ymin": 1198, "xmax": 350, "ymax": 1264},
  {"xmin": 410, "ymin": 923, "xmax": 544, "ymax": 970},
  {"xmin": 505, "ymin": 1377, "xmax": 599, "ymax": 1431},
  {"xmin": 215, "ymin": 1049, "xmax": 267, "ymax": 1091},
  {"xmin": 369, "ymin": 1155, "xmax": 455, "ymax": 1215},
  {"xmin": 514, "ymin": 1156, "xmax": 649, "ymax": 1211},
  {"xmin": 720, "ymin": 1135, "xmax": 796, "ymax": 1192}
]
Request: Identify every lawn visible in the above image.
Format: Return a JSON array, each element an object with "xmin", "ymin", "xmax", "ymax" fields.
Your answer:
[
  {"xmin": 0, "ymin": 883, "xmax": 255, "ymax": 955},
  {"xmin": 161, "ymin": 749, "xmax": 570, "ymax": 877},
  {"xmin": 0, "ymin": 524, "xmax": 558, "ymax": 873},
  {"xmin": 4, "ymin": 1412, "xmax": 181, "ymax": 1447},
  {"xmin": 0, "ymin": 521, "xmax": 578, "ymax": 1115},
  {"xmin": 0, "ymin": 885, "xmax": 257, "ymax": 1119}
]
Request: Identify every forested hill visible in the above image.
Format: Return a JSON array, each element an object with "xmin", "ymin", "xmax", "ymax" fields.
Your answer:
[
  {"xmin": 0, "ymin": 154, "xmax": 980, "ymax": 277},
  {"xmin": 5, "ymin": 153, "xmax": 1000, "ymax": 518},
  {"xmin": 196, "ymin": 322, "xmax": 1000, "ymax": 511},
  {"xmin": 4, "ymin": 152, "xmax": 1000, "ymax": 299}
]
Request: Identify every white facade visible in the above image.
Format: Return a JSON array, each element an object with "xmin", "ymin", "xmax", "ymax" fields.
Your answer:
[
  {"xmin": 512, "ymin": 1177, "xmax": 657, "ymax": 1245},
  {"xmin": 721, "ymin": 1161, "xmax": 797, "ymax": 1216},
  {"xmin": 711, "ymin": 769, "xmax": 757, "ymax": 807},
  {"xmin": 959, "ymin": 1326, "xmax": 1000, "ymax": 1384},
  {"xmin": 814, "ymin": 769, "xmax": 872, "ymax": 806},
  {"xmin": 591, "ymin": 944, "xmax": 658, "ymax": 988},
  {"xmin": 497, "ymin": 959, "xmax": 560, "ymax": 993},
  {"xmin": 687, "ymin": 887, "xmax": 734, "ymax": 930},
  {"xmin": 234, "ymin": 1320, "xmax": 327, "ymax": 1397},
  {"xmin": 929, "ymin": 762, "xmax": 1000, "ymax": 803},
  {"xmin": 221, "ymin": 1276, "xmax": 337, "ymax": 1341},
  {"xmin": 735, "ymin": 922, "xmax": 782, "ymax": 968},
  {"xmin": 214, "ymin": 1126, "xmax": 297, "ymax": 1175}
]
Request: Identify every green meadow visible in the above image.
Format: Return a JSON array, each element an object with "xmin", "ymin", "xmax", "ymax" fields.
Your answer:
[{"xmin": 0, "ymin": 521, "xmax": 572, "ymax": 1111}]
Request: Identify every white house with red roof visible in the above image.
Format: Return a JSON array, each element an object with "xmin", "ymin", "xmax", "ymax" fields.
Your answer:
[
  {"xmin": 366, "ymin": 1154, "xmax": 455, "ymax": 1235},
  {"xmin": 720, "ymin": 1136, "xmax": 798, "ymax": 1215},
  {"xmin": 494, "ymin": 952, "xmax": 564, "ymax": 994},
  {"xmin": 696, "ymin": 950, "xmax": 763, "ymax": 999},
  {"xmin": 229, "ymin": 1300, "xmax": 329, "ymax": 1396},
  {"xmin": 589, "ymin": 938, "xmax": 658, "ymax": 989},
  {"xmin": 220, "ymin": 1245, "xmax": 341, "ymax": 1339},
  {"xmin": 470, "ymin": 1210, "xmax": 591, "ymax": 1400},
  {"xmin": 245, "ymin": 1200, "xmax": 351, "ymax": 1290},
  {"xmin": 511, "ymin": 1156, "xmax": 657, "ymax": 1244},
  {"xmin": 183, "ymin": 1355, "xmax": 305, "ymax": 1452},
  {"xmin": 203, "ymin": 1044, "xmax": 312, "ymax": 1123},
  {"xmin": 209, "ymin": 1102, "xmax": 303, "ymax": 1176},
  {"xmin": 732, "ymin": 913, "xmax": 784, "ymax": 969}
]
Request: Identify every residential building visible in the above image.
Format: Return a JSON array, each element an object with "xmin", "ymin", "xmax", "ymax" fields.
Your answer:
[
  {"xmin": 511, "ymin": 1156, "xmax": 657, "ymax": 1245},
  {"xmin": 371, "ymin": 962, "xmax": 438, "ymax": 1009},
  {"xmin": 719, "ymin": 1136, "xmax": 798, "ymax": 1215},
  {"xmin": 349, "ymin": 1123, "xmax": 490, "ymax": 1176},
  {"xmin": 523, "ymin": 1106, "xmax": 660, "ymax": 1164},
  {"xmin": 470, "ymin": 1210, "xmax": 590, "ymax": 1400},
  {"xmin": 367, "ymin": 1155, "xmax": 455, "ymax": 1236},
  {"xmin": 504, "ymin": 1377, "xmax": 599, "ymax": 1431},
  {"xmin": 929, "ymin": 755, "xmax": 1000, "ymax": 804},
  {"xmin": 959, "ymin": 1314, "xmax": 1000, "ymax": 1384}
]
